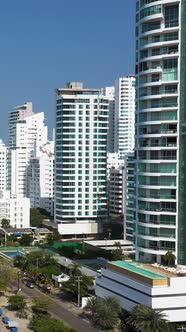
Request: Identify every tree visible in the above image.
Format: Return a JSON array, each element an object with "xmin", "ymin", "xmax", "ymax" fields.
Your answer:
[
  {"xmin": 19, "ymin": 234, "xmax": 33, "ymax": 246},
  {"xmin": 0, "ymin": 263, "xmax": 15, "ymax": 291},
  {"xmin": 126, "ymin": 304, "xmax": 171, "ymax": 332},
  {"xmin": 163, "ymin": 251, "xmax": 176, "ymax": 267},
  {"xmin": 30, "ymin": 208, "xmax": 45, "ymax": 227},
  {"xmin": 14, "ymin": 251, "xmax": 61, "ymax": 286},
  {"xmin": 8, "ymin": 294, "xmax": 26, "ymax": 311},
  {"xmin": 111, "ymin": 241, "xmax": 125, "ymax": 261},
  {"xmin": 14, "ymin": 255, "xmax": 28, "ymax": 270},
  {"xmin": 32, "ymin": 317, "xmax": 77, "ymax": 332},
  {"xmin": 85, "ymin": 296, "xmax": 121, "ymax": 330},
  {"xmin": 1, "ymin": 218, "xmax": 10, "ymax": 229},
  {"xmin": 63, "ymin": 273, "xmax": 93, "ymax": 298},
  {"xmin": 85, "ymin": 296, "xmax": 104, "ymax": 322},
  {"xmin": 32, "ymin": 297, "xmax": 52, "ymax": 317},
  {"xmin": 46, "ymin": 232, "xmax": 62, "ymax": 245}
]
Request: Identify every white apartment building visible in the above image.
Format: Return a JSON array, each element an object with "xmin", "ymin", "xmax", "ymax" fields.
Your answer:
[
  {"xmin": 28, "ymin": 140, "xmax": 54, "ymax": 216},
  {"xmin": 0, "ymin": 140, "xmax": 7, "ymax": 191},
  {"xmin": 101, "ymin": 86, "xmax": 115, "ymax": 153},
  {"xmin": 135, "ymin": 0, "xmax": 185, "ymax": 266},
  {"xmin": 0, "ymin": 190, "xmax": 30, "ymax": 228},
  {"xmin": 114, "ymin": 76, "xmax": 135, "ymax": 159},
  {"xmin": 8, "ymin": 102, "xmax": 33, "ymax": 147},
  {"xmin": 96, "ymin": 260, "xmax": 186, "ymax": 323},
  {"xmin": 8, "ymin": 109, "xmax": 48, "ymax": 197},
  {"xmin": 55, "ymin": 82, "xmax": 109, "ymax": 236}
]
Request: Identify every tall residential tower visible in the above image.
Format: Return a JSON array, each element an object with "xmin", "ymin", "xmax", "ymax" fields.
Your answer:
[
  {"xmin": 114, "ymin": 76, "xmax": 136, "ymax": 158},
  {"xmin": 135, "ymin": 0, "xmax": 186, "ymax": 266},
  {"xmin": 55, "ymin": 82, "xmax": 108, "ymax": 236}
]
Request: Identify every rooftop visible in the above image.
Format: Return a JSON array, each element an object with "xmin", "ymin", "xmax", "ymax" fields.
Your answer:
[
  {"xmin": 111, "ymin": 261, "xmax": 166, "ymax": 279},
  {"xmin": 106, "ymin": 260, "xmax": 185, "ymax": 286}
]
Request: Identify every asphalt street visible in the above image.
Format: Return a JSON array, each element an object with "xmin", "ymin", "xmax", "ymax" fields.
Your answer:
[{"xmin": 11, "ymin": 280, "xmax": 100, "ymax": 332}]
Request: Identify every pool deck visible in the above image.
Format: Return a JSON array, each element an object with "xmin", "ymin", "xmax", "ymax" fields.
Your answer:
[{"xmin": 107, "ymin": 260, "xmax": 169, "ymax": 286}]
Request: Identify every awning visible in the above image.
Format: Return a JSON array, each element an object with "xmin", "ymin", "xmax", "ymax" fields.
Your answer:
[{"xmin": 8, "ymin": 321, "xmax": 19, "ymax": 328}]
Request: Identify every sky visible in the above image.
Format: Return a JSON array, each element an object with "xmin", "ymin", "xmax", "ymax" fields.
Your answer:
[{"xmin": 0, "ymin": 0, "xmax": 136, "ymax": 141}]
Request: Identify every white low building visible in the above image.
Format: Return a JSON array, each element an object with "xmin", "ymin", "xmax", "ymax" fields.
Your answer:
[
  {"xmin": 52, "ymin": 273, "xmax": 70, "ymax": 287},
  {"xmin": 96, "ymin": 260, "xmax": 186, "ymax": 323},
  {"xmin": 0, "ymin": 190, "xmax": 30, "ymax": 228}
]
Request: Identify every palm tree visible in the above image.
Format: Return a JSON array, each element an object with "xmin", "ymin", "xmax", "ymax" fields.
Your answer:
[
  {"xmin": 85, "ymin": 297, "xmax": 103, "ymax": 321},
  {"xmin": 126, "ymin": 304, "xmax": 171, "ymax": 332},
  {"xmin": 85, "ymin": 296, "xmax": 121, "ymax": 329},
  {"xmin": 69, "ymin": 262, "xmax": 82, "ymax": 276}
]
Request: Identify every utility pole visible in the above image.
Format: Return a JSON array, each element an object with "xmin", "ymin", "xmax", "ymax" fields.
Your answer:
[
  {"xmin": 36, "ymin": 258, "xmax": 39, "ymax": 285},
  {"xmin": 75, "ymin": 276, "xmax": 82, "ymax": 308},
  {"xmin": 17, "ymin": 272, "xmax": 21, "ymax": 291}
]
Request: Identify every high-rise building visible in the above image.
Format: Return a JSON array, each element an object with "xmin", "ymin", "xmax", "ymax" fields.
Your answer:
[
  {"xmin": 8, "ymin": 108, "xmax": 48, "ymax": 197},
  {"xmin": 114, "ymin": 76, "xmax": 135, "ymax": 158},
  {"xmin": 55, "ymin": 82, "xmax": 108, "ymax": 236},
  {"xmin": 0, "ymin": 140, "xmax": 8, "ymax": 191},
  {"xmin": 28, "ymin": 140, "xmax": 54, "ymax": 216},
  {"xmin": 8, "ymin": 102, "xmax": 33, "ymax": 147},
  {"xmin": 101, "ymin": 86, "xmax": 115, "ymax": 152},
  {"xmin": 135, "ymin": 0, "xmax": 184, "ymax": 265}
]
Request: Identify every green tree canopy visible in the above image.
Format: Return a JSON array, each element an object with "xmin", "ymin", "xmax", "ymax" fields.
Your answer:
[
  {"xmin": 32, "ymin": 297, "xmax": 52, "ymax": 317},
  {"xmin": 162, "ymin": 251, "xmax": 176, "ymax": 267},
  {"xmin": 0, "ymin": 263, "xmax": 15, "ymax": 291},
  {"xmin": 1, "ymin": 218, "xmax": 10, "ymax": 229},
  {"xmin": 8, "ymin": 294, "xmax": 27, "ymax": 311},
  {"xmin": 32, "ymin": 317, "xmax": 77, "ymax": 332},
  {"xmin": 126, "ymin": 304, "xmax": 171, "ymax": 332},
  {"xmin": 19, "ymin": 234, "xmax": 33, "ymax": 246},
  {"xmin": 85, "ymin": 296, "xmax": 121, "ymax": 330},
  {"xmin": 30, "ymin": 208, "xmax": 48, "ymax": 227},
  {"xmin": 111, "ymin": 241, "xmax": 125, "ymax": 261}
]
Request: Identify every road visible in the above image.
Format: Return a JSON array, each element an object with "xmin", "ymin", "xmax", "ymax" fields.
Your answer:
[{"xmin": 12, "ymin": 281, "xmax": 99, "ymax": 332}]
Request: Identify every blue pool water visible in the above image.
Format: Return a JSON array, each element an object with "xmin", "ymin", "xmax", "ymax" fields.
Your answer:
[{"xmin": 3, "ymin": 251, "xmax": 25, "ymax": 258}]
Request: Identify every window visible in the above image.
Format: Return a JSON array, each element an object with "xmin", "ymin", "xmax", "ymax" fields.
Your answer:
[{"xmin": 165, "ymin": 5, "xmax": 179, "ymax": 28}]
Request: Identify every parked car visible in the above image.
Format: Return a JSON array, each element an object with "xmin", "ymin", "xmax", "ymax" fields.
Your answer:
[
  {"xmin": 11, "ymin": 328, "xmax": 18, "ymax": 332},
  {"xmin": 43, "ymin": 284, "xmax": 51, "ymax": 291},
  {"xmin": 26, "ymin": 281, "xmax": 34, "ymax": 289},
  {"xmin": 2, "ymin": 316, "xmax": 10, "ymax": 324},
  {"xmin": 0, "ymin": 308, "xmax": 3, "ymax": 316}
]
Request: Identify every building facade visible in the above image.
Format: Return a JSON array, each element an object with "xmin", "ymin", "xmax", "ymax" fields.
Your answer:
[
  {"xmin": 8, "ymin": 109, "xmax": 48, "ymax": 197},
  {"xmin": 0, "ymin": 140, "xmax": 7, "ymax": 191},
  {"xmin": 96, "ymin": 260, "xmax": 186, "ymax": 323},
  {"xmin": 0, "ymin": 190, "xmax": 30, "ymax": 228},
  {"xmin": 114, "ymin": 76, "xmax": 135, "ymax": 158},
  {"xmin": 55, "ymin": 82, "xmax": 108, "ymax": 236},
  {"xmin": 135, "ymin": 0, "xmax": 185, "ymax": 265},
  {"xmin": 123, "ymin": 152, "xmax": 135, "ymax": 242},
  {"xmin": 101, "ymin": 86, "xmax": 115, "ymax": 153},
  {"xmin": 28, "ymin": 141, "xmax": 54, "ymax": 216}
]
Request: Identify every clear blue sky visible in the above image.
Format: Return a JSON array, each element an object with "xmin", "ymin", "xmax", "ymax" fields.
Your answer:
[{"xmin": 0, "ymin": 0, "xmax": 135, "ymax": 141}]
